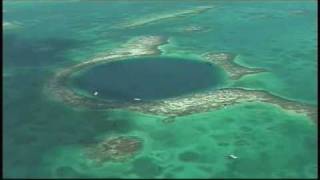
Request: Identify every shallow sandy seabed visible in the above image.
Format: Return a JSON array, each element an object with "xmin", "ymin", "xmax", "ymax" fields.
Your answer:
[{"xmin": 45, "ymin": 35, "xmax": 317, "ymax": 125}]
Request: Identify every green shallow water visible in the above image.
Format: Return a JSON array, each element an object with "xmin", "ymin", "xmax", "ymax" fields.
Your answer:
[{"xmin": 3, "ymin": 0, "xmax": 317, "ymax": 178}]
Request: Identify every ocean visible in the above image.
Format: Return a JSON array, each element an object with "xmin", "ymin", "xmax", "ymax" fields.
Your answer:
[{"xmin": 3, "ymin": 0, "xmax": 317, "ymax": 178}]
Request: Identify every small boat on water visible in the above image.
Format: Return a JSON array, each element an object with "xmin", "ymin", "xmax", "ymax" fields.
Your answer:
[
  {"xmin": 93, "ymin": 91, "xmax": 99, "ymax": 96},
  {"xmin": 133, "ymin": 98, "xmax": 141, "ymax": 101},
  {"xmin": 228, "ymin": 154, "xmax": 238, "ymax": 159}
]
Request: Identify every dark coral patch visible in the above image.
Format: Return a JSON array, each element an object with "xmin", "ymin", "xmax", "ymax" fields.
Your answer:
[
  {"xmin": 131, "ymin": 157, "xmax": 163, "ymax": 178},
  {"xmin": 178, "ymin": 151, "xmax": 201, "ymax": 162},
  {"xmin": 86, "ymin": 136, "xmax": 143, "ymax": 164}
]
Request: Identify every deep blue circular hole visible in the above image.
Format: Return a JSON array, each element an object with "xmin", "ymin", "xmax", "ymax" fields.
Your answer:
[{"xmin": 70, "ymin": 57, "xmax": 225, "ymax": 101}]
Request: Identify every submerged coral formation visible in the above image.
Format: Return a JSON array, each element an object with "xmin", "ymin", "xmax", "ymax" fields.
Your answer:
[
  {"xmin": 3, "ymin": 21, "xmax": 21, "ymax": 31},
  {"xmin": 183, "ymin": 26, "xmax": 203, "ymax": 32},
  {"xmin": 116, "ymin": 6, "xmax": 213, "ymax": 29},
  {"xmin": 202, "ymin": 52, "xmax": 267, "ymax": 80},
  {"xmin": 86, "ymin": 136, "xmax": 143, "ymax": 164},
  {"xmin": 45, "ymin": 35, "xmax": 317, "ymax": 123},
  {"xmin": 129, "ymin": 88, "xmax": 317, "ymax": 122}
]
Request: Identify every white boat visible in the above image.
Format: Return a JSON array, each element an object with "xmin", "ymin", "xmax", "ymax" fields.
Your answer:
[
  {"xmin": 93, "ymin": 91, "xmax": 99, "ymax": 96},
  {"xmin": 133, "ymin": 98, "xmax": 141, "ymax": 101},
  {"xmin": 228, "ymin": 154, "xmax": 238, "ymax": 159}
]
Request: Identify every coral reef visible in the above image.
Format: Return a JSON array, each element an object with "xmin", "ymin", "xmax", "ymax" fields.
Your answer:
[
  {"xmin": 86, "ymin": 136, "xmax": 143, "ymax": 164},
  {"xmin": 127, "ymin": 88, "xmax": 317, "ymax": 122},
  {"xmin": 3, "ymin": 21, "xmax": 21, "ymax": 31},
  {"xmin": 116, "ymin": 6, "xmax": 213, "ymax": 29},
  {"xmin": 45, "ymin": 36, "xmax": 317, "ymax": 123},
  {"xmin": 183, "ymin": 26, "xmax": 203, "ymax": 32},
  {"xmin": 202, "ymin": 52, "xmax": 267, "ymax": 80}
]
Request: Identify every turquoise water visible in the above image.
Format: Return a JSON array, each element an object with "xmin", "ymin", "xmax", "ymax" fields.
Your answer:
[{"xmin": 3, "ymin": 0, "xmax": 317, "ymax": 178}]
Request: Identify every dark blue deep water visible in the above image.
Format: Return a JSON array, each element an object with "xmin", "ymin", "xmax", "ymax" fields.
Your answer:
[{"xmin": 71, "ymin": 57, "xmax": 225, "ymax": 101}]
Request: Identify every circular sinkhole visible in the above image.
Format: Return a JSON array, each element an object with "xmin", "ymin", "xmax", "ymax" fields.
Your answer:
[{"xmin": 69, "ymin": 57, "xmax": 225, "ymax": 102}]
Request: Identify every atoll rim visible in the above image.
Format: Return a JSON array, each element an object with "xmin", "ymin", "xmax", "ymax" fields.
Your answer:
[{"xmin": 45, "ymin": 36, "xmax": 316, "ymax": 122}]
